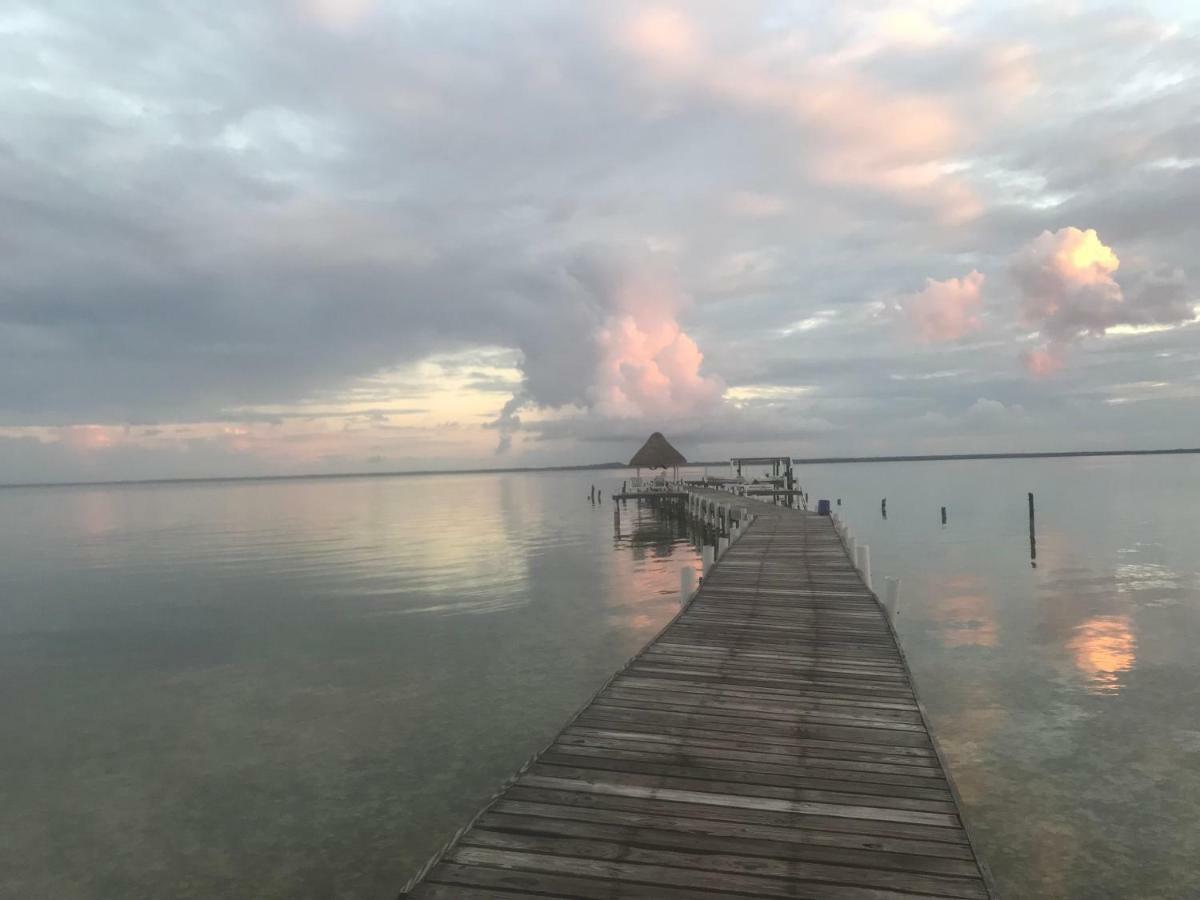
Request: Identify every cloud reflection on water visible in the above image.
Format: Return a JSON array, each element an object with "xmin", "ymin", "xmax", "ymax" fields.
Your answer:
[
  {"xmin": 931, "ymin": 575, "xmax": 998, "ymax": 648},
  {"xmin": 1067, "ymin": 614, "xmax": 1137, "ymax": 695}
]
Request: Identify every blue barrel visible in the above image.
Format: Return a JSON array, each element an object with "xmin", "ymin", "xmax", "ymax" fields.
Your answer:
[{"xmin": 817, "ymin": 499, "xmax": 831, "ymax": 516}]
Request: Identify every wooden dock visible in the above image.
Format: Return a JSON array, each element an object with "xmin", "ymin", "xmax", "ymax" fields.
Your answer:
[{"xmin": 402, "ymin": 492, "xmax": 994, "ymax": 899}]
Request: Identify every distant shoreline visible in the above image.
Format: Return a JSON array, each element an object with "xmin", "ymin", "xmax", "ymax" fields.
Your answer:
[{"xmin": 3, "ymin": 447, "xmax": 1198, "ymax": 490}]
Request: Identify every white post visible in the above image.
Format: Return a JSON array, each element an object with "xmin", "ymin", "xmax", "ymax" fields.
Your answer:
[
  {"xmin": 717, "ymin": 536, "xmax": 729, "ymax": 558},
  {"xmin": 846, "ymin": 530, "xmax": 856, "ymax": 558},
  {"xmin": 856, "ymin": 544, "xmax": 872, "ymax": 590},
  {"xmin": 883, "ymin": 576, "xmax": 900, "ymax": 618},
  {"xmin": 680, "ymin": 566, "xmax": 697, "ymax": 605},
  {"xmin": 701, "ymin": 545, "xmax": 714, "ymax": 574}
]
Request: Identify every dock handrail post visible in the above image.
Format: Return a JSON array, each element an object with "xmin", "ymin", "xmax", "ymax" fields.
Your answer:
[
  {"xmin": 883, "ymin": 576, "xmax": 900, "ymax": 618},
  {"xmin": 701, "ymin": 545, "xmax": 714, "ymax": 574},
  {"xmin": 717, "ymin": 536, "xmax": 729, "ymax": 558},
  {"xmin": 855, "ymin": 544, "xmax": 872, "ymax": 590},
  {"xmin": 680, "ymin": 566, "xmax": 697, "ymax": 605}
]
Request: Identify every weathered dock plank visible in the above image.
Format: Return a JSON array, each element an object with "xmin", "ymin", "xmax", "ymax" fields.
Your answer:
[{"xmin": 403, "ymin": 492, "xmax": 993, "ymax": 899}]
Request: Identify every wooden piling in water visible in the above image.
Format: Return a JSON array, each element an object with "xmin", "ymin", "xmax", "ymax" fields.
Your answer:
[{"xmin": 1028, "ymin": 491, "xmax": 1037, "ymax": 566}]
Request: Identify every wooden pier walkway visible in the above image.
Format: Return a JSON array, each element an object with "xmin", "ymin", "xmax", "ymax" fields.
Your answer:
[{"xmin": 403, "ymin": 492, "xmax": 993, "ymax": 899}]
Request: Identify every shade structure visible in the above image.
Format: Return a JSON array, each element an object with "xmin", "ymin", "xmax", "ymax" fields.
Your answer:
[{"xmin": 628, "ymin": 432, "xmax": 687, "ymax": 469}]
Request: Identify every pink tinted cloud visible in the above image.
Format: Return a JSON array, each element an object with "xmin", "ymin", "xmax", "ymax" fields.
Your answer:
[
  {"xmin": 591, "ymin": 276, "xmax": 724, "ymax": 418},
  {"xmin": 901, "ymin": 270, "xmax": 986, "ymax": 342},
  {"xmin": 1021, "ymin": 345, "xmax": 1066, "ymax": 378},
  {"xmin": 59, "ymin": 424, "xmax": 121, "ymax": 451},
  {"xmin": 301, "ymin": 0, "xmax": 377, "ymax": 30},
  {"xmin": 1013, "ymin": 227, "xmax": 1123, "ymax": 341},
  {"xmin": 615, "ymin": 7, "xmax": 979, "ymax": 222},
  {"xmin": 1012, "ymin": 227, "xmax": 1193, "ymax": 374},
  {"xmin": 619, "ymin": 7, "xmax": 701, "ymax": 73}
]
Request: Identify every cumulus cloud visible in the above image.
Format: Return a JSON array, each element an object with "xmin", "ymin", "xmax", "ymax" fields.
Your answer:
[
  {"xmin": 486, "ymin": 270, "xmax": 724, "ymax": 452},
  {"xmin": 1012, "ymin": 227, "xmax": 1194, "ymax": 374},
  {"xmin": 1013, "ymin": 227, "xmax": 1123, "ymax": 340},
  {"xmin": 591, "ymin": 276, "xmax": 724, "ymax": 419},
  {"xmin": 900, "ymin": 271, "xmax": 985, "ymax": 342}
]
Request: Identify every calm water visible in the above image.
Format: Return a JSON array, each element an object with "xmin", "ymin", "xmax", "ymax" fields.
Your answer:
[
  {"xmin": 2, "ymin": 458, "xmax": 1199, "ymax": 899},
  {"xmin": 0, "ymin": 471, "xmax": 698, "ymax": 899},
  {"xmin": 802, "ymin": 455, "xmax": 1200, "ymax": 900}
]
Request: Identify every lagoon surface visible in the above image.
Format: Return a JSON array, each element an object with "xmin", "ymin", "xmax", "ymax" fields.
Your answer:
[{"xmin": 2, "ymin": 457, "xmax": 1199, "ymax": 899}]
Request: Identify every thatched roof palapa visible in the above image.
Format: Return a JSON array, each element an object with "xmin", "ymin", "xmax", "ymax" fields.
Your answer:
[{"xmin": 629, "ymin": 432, "xmax": 687, "ymax": 469}]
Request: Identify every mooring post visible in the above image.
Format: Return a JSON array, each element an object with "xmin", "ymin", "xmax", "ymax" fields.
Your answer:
[
  {"xmin": 717, "ymin": 536, "xmax": 729, "ymax": 558},
  {"xmin": 701, "ymin": 545, "xmax": 714, "ymax": 574},
  {"xmin": 680, "ymin": 566, "xmax": 697, "ymax": 605},
  {"xmin": 883, "ymin": 576, "xmax": 900, "ymax": 618},
  {"xmin": 1029, "ymin": 491, "xmax": 1037, "ymax": 567}
]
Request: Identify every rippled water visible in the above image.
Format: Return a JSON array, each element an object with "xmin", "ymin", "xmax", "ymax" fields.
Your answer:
[
  {"xmin": 0, "ymin": 471, "xmax": 698, "ymax": 899},
  {"xmin": 3, "ymin": 457, "xmax": 1199, "ymax": 899}
]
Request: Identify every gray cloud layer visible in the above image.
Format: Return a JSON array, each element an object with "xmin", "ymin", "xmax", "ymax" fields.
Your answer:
[{"xmin": 2, "ymin": 1, "xmax": 1199, "ymax": 478}]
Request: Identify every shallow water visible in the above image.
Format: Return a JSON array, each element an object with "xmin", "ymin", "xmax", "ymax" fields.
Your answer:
[
  {"xmin": 801, "ymin": 455, "xmax": 1200, "ymax": 900},
  {"xmin": 2, "ymin": 457, "xmax": 1199, "ymax": 899},
  {"xmin": 0, "ymin": 471, "xmax": 697, "ymax": 899}
]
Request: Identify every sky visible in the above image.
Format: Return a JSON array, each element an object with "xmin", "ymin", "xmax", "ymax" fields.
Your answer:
[{"xmin": 1, "ymin": 1, "xmax": 1198, "ymax": 483}]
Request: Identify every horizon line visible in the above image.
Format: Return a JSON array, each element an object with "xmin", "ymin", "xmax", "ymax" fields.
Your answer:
[{"xmin": 2, "ymin": 446, "xmax": 1199, "ymax": 491}]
